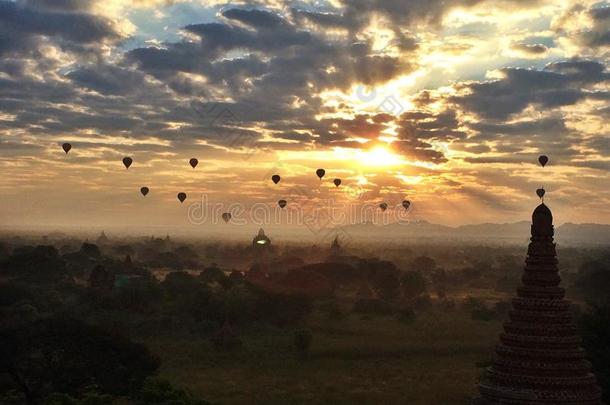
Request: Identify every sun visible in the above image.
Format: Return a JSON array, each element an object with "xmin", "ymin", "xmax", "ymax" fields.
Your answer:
[
  {"xmin": 331, "ymin": 145, "xmax": 404, "ymax": 168},
  {"xmin": 357, "ymin": 145, "xmax": 404, "ymax": 167}
]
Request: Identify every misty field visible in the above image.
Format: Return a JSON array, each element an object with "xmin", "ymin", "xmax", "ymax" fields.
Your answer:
[{"xmin": 146, "ymin": 310, "xmax": 501, "ymax": 404}]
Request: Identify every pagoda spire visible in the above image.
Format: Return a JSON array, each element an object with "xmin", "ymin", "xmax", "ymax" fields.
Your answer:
[{"xmin": 475, "ymin": 203, "xmax": 603, "ymax": 404}]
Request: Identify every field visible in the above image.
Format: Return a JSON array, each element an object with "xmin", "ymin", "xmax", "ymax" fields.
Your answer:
[{"xmin": 146, "ymin": 310, "xmax": 502, "ymax": 404}]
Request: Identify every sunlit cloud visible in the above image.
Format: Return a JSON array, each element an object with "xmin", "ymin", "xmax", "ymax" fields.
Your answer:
[{"xmin": 0, "ymin": 0, "xmax": 608, "ymax": 229}]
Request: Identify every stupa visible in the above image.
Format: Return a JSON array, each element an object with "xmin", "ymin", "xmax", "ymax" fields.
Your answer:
[
  {"xmin": 475, "ymin": 203, "xmax": 603, "ymax": 404},
  {"xmin": 96, "ymin": 230, "xmax": 109, "ymax": 244},
  {"xmin": 252, "ymin": 228, "xmax": 271, "ymax": 249}
]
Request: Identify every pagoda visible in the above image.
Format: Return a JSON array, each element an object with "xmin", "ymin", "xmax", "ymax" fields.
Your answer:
[
  {"xmin": 475, "ymin": 203, "xmax": 603, "ymax": 404},
  {"xmin": 252, "ymin": 228, "xmax": 271, "ymax": 249}
]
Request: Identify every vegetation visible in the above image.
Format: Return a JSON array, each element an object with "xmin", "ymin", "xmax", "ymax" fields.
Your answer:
[
  {"xmin": 0, "ymin": 236, "xmax": 607, "ymax": 403},
  {"xmin": 579, "ymin": 304, "xmax": 610, "ymax": 403}
]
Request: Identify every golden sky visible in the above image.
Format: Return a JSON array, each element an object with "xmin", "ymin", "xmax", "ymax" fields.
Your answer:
[{"xmin": 0, "ymin": 0, "xmax": 608, "ymax": 232}]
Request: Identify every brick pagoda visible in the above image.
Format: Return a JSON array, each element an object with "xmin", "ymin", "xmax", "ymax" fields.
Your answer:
[{"xmin": 475, "ymin": 203, "xmax": 603, "ymax": 404}]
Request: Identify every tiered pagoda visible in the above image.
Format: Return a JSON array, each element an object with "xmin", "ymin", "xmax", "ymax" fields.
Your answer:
[{"xmin": 475, "ymin": 203, "xmax": 603, "ymax": 404}]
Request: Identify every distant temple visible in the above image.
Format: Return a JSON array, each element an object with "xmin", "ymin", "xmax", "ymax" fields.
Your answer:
[
  {"xmin": 330, "ymin": 236, "xmax": 341, "ymax": 257},
  {"xmin": 325, "ymin": 234, "xmax": 360, "ymax": 267},
  {"xmin": 97, "ymin": 231, "xmax": 109, "ymax": 244},
  {"xmin": 474, "ymin": 203, "xmax": 603, "ymax": 404},
  {"xmin": 252, "ymin": 228, "xmax": 271, "ymax": 249}
]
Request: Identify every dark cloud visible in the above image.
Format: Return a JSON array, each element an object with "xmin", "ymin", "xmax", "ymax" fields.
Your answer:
[
  {"xmin": 586, "ymin": 136, "xmax": 610, "ymax": 156},
  {"xmin": 317, "ymin": 114, "xmax": 390, "ymax": 142},
  {"xmin": 0, "ymin": 0, "xmax": 120, "ymax": 57},
  {"xmin": 222, "ymin": 8, "xmax": 288, "ymax": 28},
  {"xmin": 321, "ymin": 0, "xmax": 534, "ymax": 33},
  {"xmin": 554, "ymin": 3, "xmax": 610, "ymax": 49},
  {"xmin": 397, "ymin": 109, "xmax": 466, "ymax": 141},
  {"xmin": 393, "ymin": 139, "xmax": 447, "ymax": 163},
  {"xmin": 67, "ymin": 64, "xmax": 149, "ymax": 96},
  {"xmin": 290, "ymin": 9, "xmax": 352, "ymax": 30},
  {"xmin": 452, "ymin": 60, "xmax": 609, "ymax": 120},
  {"xmin": 123, "ymin": 6, "xmax": 418, "ymax": 158},
  {"xmin": 19, "ymin": 0, "xmax": 94, "ymax": 12},
  {"xmin": 469, "ymin": 116, "xmax": 570, "ymax": 140},
  {"xmin": 386, "ymin": 109, "xmax": 468, "ymax": 163},
  {"xmin": 570, "ymin": 160, "xmax": 610, "ymax": 171},
  {"xmin": 511, "ymin": 42, "xmax": 548, "ymax": 55},
  {"xmin": 0, "ymin": 2, "xmax": 607, "ymax": 173},
  {"xmin": 581, "ymin": 5, "xmax": 610, "ymax": 47},
  {"xmin": 0, "ymin": 141, "xmax": 44, "ymax": 157}
]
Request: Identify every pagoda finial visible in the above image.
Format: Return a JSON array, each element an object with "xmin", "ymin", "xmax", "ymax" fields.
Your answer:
[{"xmin": 531, "ymin": 203, "xmax": 553, "ymax": 238}]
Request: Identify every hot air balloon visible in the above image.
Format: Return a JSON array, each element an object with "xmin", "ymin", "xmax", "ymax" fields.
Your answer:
[
  {"xmin": 402, "ymin": 200, "xmax": 411, "ymax": 210},
  {"xmin": 272, "ymin": 174, "xmax": 281, "ymax": 184},
  {"xmin": 538, "ymin": 155, "xmax": 549, "ymax": 167},
  {"xmin": 333, "ymin": 178, "xmax": 342, "ymax": 187},
  {"xmin": 222, "ymin": 212, "xmax": 231, "ymax": 223},
  {"xmin": 379, "ymin": 202, "xmax": 388, "ymax": 211},
  {"xmin": 316, "ymin": 169, "xmax": 325, "ymax": 179},
  {"xmin": 177, "ymin": 192, "xmax": 187, "ymax": 203},
  {"xmin": 189, "ymin": 158, "xmax": 198, "ymax": 169},
  {"xmin": 278, "ymin": 199, "xmax": 287, "ymax": 209},
  {"xmin": 536, "ymin": 188, "xmax": 545, "ymax": 199},
  {"xmin": 62, "ymin": 143, "xmax": 72, "ymax": 154},
  {"xmin": 122, "ymin": 157, "xmax": 133, "ymax": 169},
  {"xmin": 140, "ymin": 187, "xmax": 149, "ymax": 196}
]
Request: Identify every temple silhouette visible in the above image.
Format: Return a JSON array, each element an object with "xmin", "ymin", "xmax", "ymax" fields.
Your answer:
[
  {"xmin": 475, "ymin": 203, "xmax": 603, "ymax": 404},
  {"xmin": 252, "ymin": 228, "xmax": 271, "ymax": 249}
]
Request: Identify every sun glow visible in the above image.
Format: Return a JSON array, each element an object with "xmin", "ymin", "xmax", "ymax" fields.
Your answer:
[{"xmin": 333, "ymin": 146, "xmax": 405, "ymax": 168}]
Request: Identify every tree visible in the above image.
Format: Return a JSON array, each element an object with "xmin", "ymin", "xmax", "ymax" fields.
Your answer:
[
  {"xmin": 1, "ymin": 245, "xmax": 67, "ymax": 283},
  {"xmin": 293, "ymin": 328, "xmax": 313, "ymax": 360},
  {"xmin": 0, "ymin": 318, "xmax": 159, "ymax": 404},
  {"xmin": 576, "ymin": 260, "xmax": 610, "ymax": 304},
  {"xmin": 365, "ymin": 260, "xmax": 401, "ymax": 302},
  {"xmin": 409, "ymin": 256, "xmax": 436, "ymax": 273},
  {"xmin": 113, "ymin": 277, "xmax": 162, "ymax": 312},
  {"xmin": 162, "ymin": 271, "xmax": 200, "ymax": 298},
  {"xmin": 401, "ymin": 271, "xmax": 427, "ymax": 300},
  {"xmin": 137, "ymin": 379, "xmax": 210, "ymax": 405},
  {"xmin": 199, "ymin": 265, "xmax": 226, "ymax": 285},
  {"xmin": 302, "ymin": 262, "xmax": 362, "ymax": 287},
  {"xmin": 80, "ymin": 243, "xmax": 101, "ymax": 259},
  {"xmin": 152, "ymin": 252, "xmax": 184, "ymax": 270},
  {"xmin": 579, "ymin": 304, "xmax": 610, "ymax": 402},
  {"xmin": 251, "ymin": 290, "xmax": 313, "ymax": 326},
  {"xmin": 113, "ymin": 245, "xmax": 135, "ymax": 257},
  {"xmin": 431, "ymin": 268, "xmax": 448, "ymax": 297}
]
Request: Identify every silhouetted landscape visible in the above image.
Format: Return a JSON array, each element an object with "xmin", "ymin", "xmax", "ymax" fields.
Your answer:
[{"xmin": 1, "ymin": 224, "xmax": 609, "ymax": 404}]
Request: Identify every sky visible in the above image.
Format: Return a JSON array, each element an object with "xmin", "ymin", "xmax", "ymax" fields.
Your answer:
[{"xmin": 0, "ymin": 0, "xmax": 608, "ymax": 233}]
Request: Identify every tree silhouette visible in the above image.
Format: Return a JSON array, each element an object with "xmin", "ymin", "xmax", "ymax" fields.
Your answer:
[{"xmin": 0, "ymin": 318, "xmax": 159, "ymax": 403}]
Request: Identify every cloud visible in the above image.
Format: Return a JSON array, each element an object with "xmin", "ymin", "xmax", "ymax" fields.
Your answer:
[
  {"xmin": 452, "ymin": 60, "xmax": 609, "ymax": 120},
  {"xmin": 122, "ymin": 5, "xmax": 419, "ymax": 159},
  {"xmin": 0, "ymin": 0, "xmax": 609, "ymax": 226},
  {"xmin": 66, "ymin": 64, "xmax": 149, "ymax": 95},
  {"xmin": 554, "ymin": 3, "xmax": 610, "ymax": 49},
  {"xmin": 0, "ymin": 0, "xmax": 122, "ymax": 57},
  {"xmin": 510, "ymin": 42, "xmax": 548, "ymax": 56},
  {"xmin": 222, "ymin": 7, "xmax": 287, "ymax": 28}
]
